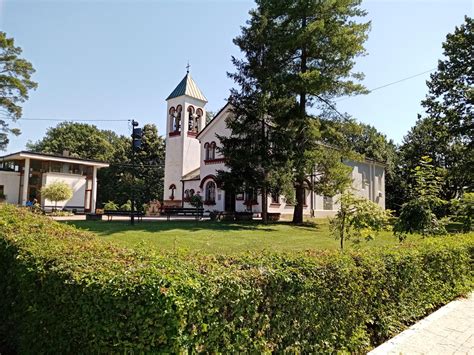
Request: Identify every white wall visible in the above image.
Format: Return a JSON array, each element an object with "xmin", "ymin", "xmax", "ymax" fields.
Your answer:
[
  {"xmin": 0, "ymin": 171, "xmax": 21, "ymax": 204},
  {"xmin": 42, "ymin": 173, "xmax": 86, "ymax": 209}
]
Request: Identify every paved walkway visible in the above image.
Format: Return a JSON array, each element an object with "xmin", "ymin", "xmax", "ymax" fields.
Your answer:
[{"xmin": 370, "ymin": 293, "xmax": 474, "ymax": 354}]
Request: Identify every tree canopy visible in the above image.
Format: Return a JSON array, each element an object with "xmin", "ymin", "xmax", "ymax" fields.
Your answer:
[
  {"xmin": 220, "ymin": 0, "xmax": 371, "ymax": 223},
  {"xmin": 0, "ymin": 32, "xmax": 37, "ymax": 150}
]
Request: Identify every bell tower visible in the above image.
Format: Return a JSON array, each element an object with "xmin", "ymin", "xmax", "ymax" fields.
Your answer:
[{"xmin": 163, "ymin": 69, "xmax": 207, "ymax": 206}]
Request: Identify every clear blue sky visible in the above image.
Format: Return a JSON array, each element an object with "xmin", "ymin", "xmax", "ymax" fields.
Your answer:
[{"xmin": 1, "ymin": 0, "xmax": 472, "ymax": 154}]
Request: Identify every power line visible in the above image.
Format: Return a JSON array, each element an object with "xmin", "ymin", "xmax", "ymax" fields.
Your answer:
[
  {"xmin": 336, "ymin": 67, "xmax": 436, "ymax": 102},
  {"xmin": 0, "ymin": 116, "xmax": 130, "ymax": 122}
]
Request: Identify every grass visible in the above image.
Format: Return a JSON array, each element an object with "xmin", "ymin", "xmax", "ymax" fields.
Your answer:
[{"xmin": 65, "ymin": 218, "xmax": 419, "ymax": 255}]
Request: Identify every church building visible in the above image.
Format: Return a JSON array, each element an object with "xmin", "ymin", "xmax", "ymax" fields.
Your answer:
[{"xmin": 163, "ymin": 72, "xmax": 386, "ymax": 217}]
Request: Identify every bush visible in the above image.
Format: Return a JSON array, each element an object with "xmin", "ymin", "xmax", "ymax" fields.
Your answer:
[
  {"xmin": 394, "ymin": 198, "xmax": 447, "ymax": 240},
  {"xmin": 451, "ymin": 192, "xmax": 474, "ymax": 232},
  {"xmin": 0, "ymin": 205, "xmax": 472, "ymax": 353},
  {"xmin": 41, "ymin": 181, "xmax": 73, "ymax": 210},
  {"xmin": 103, "ymin": 200, "xmax": 119, "ymax": 211}
]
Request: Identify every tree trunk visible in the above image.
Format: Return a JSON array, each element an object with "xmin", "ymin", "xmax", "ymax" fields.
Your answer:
[
  {"xmin": 292, "ymin": 180, "xmax": 305, "ymax": 224},
  {"xmin": 262, "ymin": 186, "xmax": 268, "ymax": 224}
]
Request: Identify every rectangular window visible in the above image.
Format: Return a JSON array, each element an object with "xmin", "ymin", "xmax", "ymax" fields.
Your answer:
[
  {"xmin": 50, "ymin": 162, "xmax": 61, "ymax": 173},
  {"xmin": 323, "ymin": 196, "xmax": 333, "ymax": 210},
  {"xmin": 271, "ymin": 192, "xmax": 279, "ymax": 204},
  {"xmin": 0, "ymin": 185, "xmax": 4, "ymax": 195}
]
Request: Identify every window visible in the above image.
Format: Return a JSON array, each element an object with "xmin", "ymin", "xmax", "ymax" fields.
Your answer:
[
  {"xmin": 69, "ymin": 164, "xmax": 81, "ymax": 175},
  {"xmin": 169, "ymin": 106, "xmax": 182, "ymax": 132},
  {"xmin": 205, "ymin": 181, "xmax": 216, "ymax": 203},
  {"xmin": 271, "ymin": 191, "xmax": 280, "ymax": 204},
  {"xmin": 209, "ymin": 142, "xmax": 216, "ymax": 160},
  {"xmin": 0, "ymin": 185, "xmax": 4, "ymax": 198},
  {"xmin": 51, "ymin": 162, "xmax": 62, "ymax": 173},
  {"xmin": 189, "ymin": 189, "xmax": 195, "ymax": 197},
  {"xmin": 195, "ymin": 108, "xmax": 203, "ymax": 132},
  {"xmin": 362, "ymin": 170, "xmax": 369, "ymax": 190},
  {"xmin": 323, "ymin": 196, "xmax": 333, "ymax": 210},
  {"xmin": 187, "ymin": 106, "xmax": 196, "ymax": 131},
  {"xmin": 204, "ymin": 143, "xmax": 210, "ymax": 160},
  {"xmin": 169, "ymin": 184, "xmax": 176, "ymax": 200}
]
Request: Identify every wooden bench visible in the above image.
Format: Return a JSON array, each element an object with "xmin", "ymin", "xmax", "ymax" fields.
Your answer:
[
  {"xmin": 103, "ymin": 210, "xmax": 144, "ymax": 222},
  {"xmin": 162, "ymin": 207, "xmax": 204, "ymax": 221}
]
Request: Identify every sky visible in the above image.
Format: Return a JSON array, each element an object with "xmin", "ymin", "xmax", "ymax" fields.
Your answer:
[{"xmin": 0, "ymin": 0, "xmax": 472, "ymax": 155}]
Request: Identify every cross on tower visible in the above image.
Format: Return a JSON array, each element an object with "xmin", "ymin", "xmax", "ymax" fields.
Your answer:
[{"xmin": 186, "ymin": 62, "xmax": 190, "ymax": 74}]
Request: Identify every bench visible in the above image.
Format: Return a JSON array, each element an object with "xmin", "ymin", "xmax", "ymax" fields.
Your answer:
[
  {"xmin": 103, "ymin": 210, "xmax": 144, "ymax": 222},
  {"xmin": 162, "ymin": 207, "xmax": 204, "ymax": 221}
]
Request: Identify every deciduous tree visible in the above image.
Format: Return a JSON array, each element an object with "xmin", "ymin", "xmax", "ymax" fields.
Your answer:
[{"xmin": 0, "ymin": 32, "xmax": 37, "ymax": 150}]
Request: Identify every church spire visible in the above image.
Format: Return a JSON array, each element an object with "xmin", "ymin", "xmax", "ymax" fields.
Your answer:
[{"xmin": 166, "ymin": 69, "xmax": 207, "ymax": 102}]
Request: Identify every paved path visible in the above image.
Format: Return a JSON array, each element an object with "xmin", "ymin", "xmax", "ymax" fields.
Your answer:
[{"xmin": 370, "ymin": 293, "xmax": 474, "ymax": 354}]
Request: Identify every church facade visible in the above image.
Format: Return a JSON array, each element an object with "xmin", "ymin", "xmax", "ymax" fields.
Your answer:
[{"xmin": 163, "ymin": 73, "xmax": 386, "ymax": 217}]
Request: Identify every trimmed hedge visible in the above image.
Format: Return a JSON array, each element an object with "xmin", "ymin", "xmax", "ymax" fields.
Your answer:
[{"xmin": 0, "ymin": 205, "xmax": 472, "ymax": 353}]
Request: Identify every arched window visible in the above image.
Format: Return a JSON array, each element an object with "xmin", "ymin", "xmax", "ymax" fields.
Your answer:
[
  {"xmin": 169, "ymin": 107, "xmax": 176, "ymax": 131},
  {"xmin": 187, "ymin": 106, "xmax": 196, "ymax": 131},
  {"xmin": 204, "ymin": 142, "xmax": 210, "ymax": 160},
  {"xmin": 184, "ymin": 189, "xmax": 190, "ymax": 201},
  {"xmin": 210, "ymin": 141, "xmax": 216, "ymax": 160},
  {"xmin": 195, "ymin": 108, "xmax": 203, "ymax": 132},
  {"xmin": 169, "ymin": 184, "xmax": 176, "ymax": 200},
  {"xmin": 205, "ymin": 181, "xmax": 216, "ymax": 203},
  {"xmin": 190, "ymin": 189, "xmax": 195, "ymax": 196},
  {"xmin": 173, "ymin": 105, "xmax": 182, "ymax": 132}
]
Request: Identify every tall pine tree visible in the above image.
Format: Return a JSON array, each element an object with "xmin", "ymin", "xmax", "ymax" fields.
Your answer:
[{"xmin": 224, "ymin": 0, "xmax": 370, "ymax": 223}]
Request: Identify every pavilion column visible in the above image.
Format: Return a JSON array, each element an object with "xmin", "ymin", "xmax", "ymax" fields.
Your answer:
[
  {"xmin": 91, "ymin": 166, "xmax": 97, "ymax": 213},
  {"xmin": 21, "ymin": 158, "xmax": 30, "ymax": 205}
]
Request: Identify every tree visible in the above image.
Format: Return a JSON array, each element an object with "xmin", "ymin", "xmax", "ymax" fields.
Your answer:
[
  {"xmin": 28, "ymin": 122, "xmax": 166, "ymax": 207},
  {"xmin": 422, "ymin": 16, "xmax": 473, "ymax": 145},
  {"xmin": 398, "ymin": 17, "xmax": 473, "ymax": 203},
  {"xmin": 0, "ymin": 32, "xmax": 38, "ymax": 150},
  {"xmin": 222, "ymin": 0, "xmax": 370, "ymax": 223},
  {"xmin": 450, "ymin": 192, "xmax": 473, "ymax": 232},
  {"xmin": 41, "ymin": 181, "xmax": 73, "ymax": 211},
  {"xmin": 27, "ymin": 122, "xmax": 120, "ymax": 162},
  {"xmin": 394, "ymin": 156, "xmax": 447, "ymax": 239},
  {"xmin": 330, "ymin": 191, "xmax": 390, "ymax": 250}
]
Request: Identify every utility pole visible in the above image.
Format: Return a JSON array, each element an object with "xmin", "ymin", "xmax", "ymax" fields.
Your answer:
[{"xmin": 131, "ymin": 120, "xmax": 142, "ymax": 225}]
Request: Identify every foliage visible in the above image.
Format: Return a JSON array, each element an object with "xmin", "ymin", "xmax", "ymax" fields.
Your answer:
[
  {"xmin": 189, "ymin": 194, "xmax": 203, "ymax": 208},
  {"xmin": 394, "ymin": 157, "xmax": 447, "ymax": 239},
  {"xmin": 0, "ymin": 32, "xmax": 38, "ymax": 150},
  {"xmin": 394, "ymin": 199, "xmax": 446, "ymax": 240},
  {"xmin": 41, "ymin": 181, "xmax": 73, "ymax": 210},
  {"xmin": 27, "ymin": 122, "xmax": 166, "ymax": 207},
  {"xmin": 27, "ymin": 122, "xmax": 122, "ymax": 162},
  {"xmin": 0, "ymin": 205, "xmax": 472, "ymax": 353},
  {"xmin": 451, "ymin": 192, "xmax": 474, "ymax": 232},
  {"xmin": 330, "ymin": 192, "xmax": 391, "ymax": 250},
  {"xmin": 223, "ymin": 0, "xmax": 370, "ymax": 223},
  {"xmin": 398, "ymin": 17, "xmax": 473, "ymax": 202},
  {"xmin": 103, "ymin": 200, "xmax": 119, "ymax": 211},
  {"xmin": 120, "ymin": 200, "xmax": 132, "ymax": 211}
]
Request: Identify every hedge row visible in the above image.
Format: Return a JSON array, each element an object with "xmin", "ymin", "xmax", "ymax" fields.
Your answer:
[{"xmin": 0, "ymin": 205, "xmax": 473, "ymax": 353}]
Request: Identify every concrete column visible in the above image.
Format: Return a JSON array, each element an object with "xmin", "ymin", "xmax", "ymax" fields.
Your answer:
[
  {"xmin": 21, "ymin": 158, "xmax": 30, "ymax": 205},
  {"xmin": 91, "ymin": 166, "xmax": 97, "ymax": 213}
]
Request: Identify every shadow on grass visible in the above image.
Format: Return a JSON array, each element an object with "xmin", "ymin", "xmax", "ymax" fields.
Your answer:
[{"xmin": 64, "ymin": 219, "xmax": 324, "ymax": 237}]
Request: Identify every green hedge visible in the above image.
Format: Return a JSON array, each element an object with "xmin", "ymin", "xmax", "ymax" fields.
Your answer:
[{"xmin": 0, "ymin": 205, "xmax": 472, "ymax": 353}]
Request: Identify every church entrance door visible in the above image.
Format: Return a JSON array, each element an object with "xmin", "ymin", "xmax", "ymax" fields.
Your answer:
[{"xmin": 224, "ymin": 191, "xmax": 235, "ymax": 212}]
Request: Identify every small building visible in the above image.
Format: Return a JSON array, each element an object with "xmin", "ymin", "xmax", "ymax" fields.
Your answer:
[{"xmin": 0, "ymin": 151, "xmax": 109, "ymax": 213}]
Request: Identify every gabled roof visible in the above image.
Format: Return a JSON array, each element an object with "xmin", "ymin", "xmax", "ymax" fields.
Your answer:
[
  {"xmin": 166, "ymin": 73, "xmax": 207, "ymax": 102},
  {"xmin": 181, "ymin": 167, "xmax": 200, "ymax": 181},
  {"xmin": 196, "ymin": 102, "xmax": 232, "ymax": 139}
]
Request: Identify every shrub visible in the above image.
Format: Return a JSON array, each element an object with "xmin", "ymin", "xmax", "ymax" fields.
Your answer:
[
  {"xmin": 451, "ymin": 192, "xmax": 474, "ymax": 232},
  {"xmin": 103, "ymin": 200, "xmax": 119, "ymax": 211},
  {"xmin": 394, "ymin": 198, "xmax": 447, "ymax": 240},
  {"xmin": 41, "ymin": 181, "xmax": 73, "ymax": 210},
  {"xmin": 120, "ymin": 199, "xmax": 132, "ymax": 211},
  {"xmin": 330, "ymin": 192, "xmax": 391, "ymax": 250},
  {"xmin": 0, "ymin": 205, "xmax": 472, "ymax": 353}
]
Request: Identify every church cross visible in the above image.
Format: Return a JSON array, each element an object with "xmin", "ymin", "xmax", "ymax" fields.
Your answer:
[{"xmin": 186, "ymin": 62, "xmax": 190, "ymax": 74}]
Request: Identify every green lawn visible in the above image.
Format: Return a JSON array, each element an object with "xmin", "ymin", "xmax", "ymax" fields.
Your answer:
[{"xmin": 66, "ymin": 219, "xmax": 417, "ymax": 254}]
